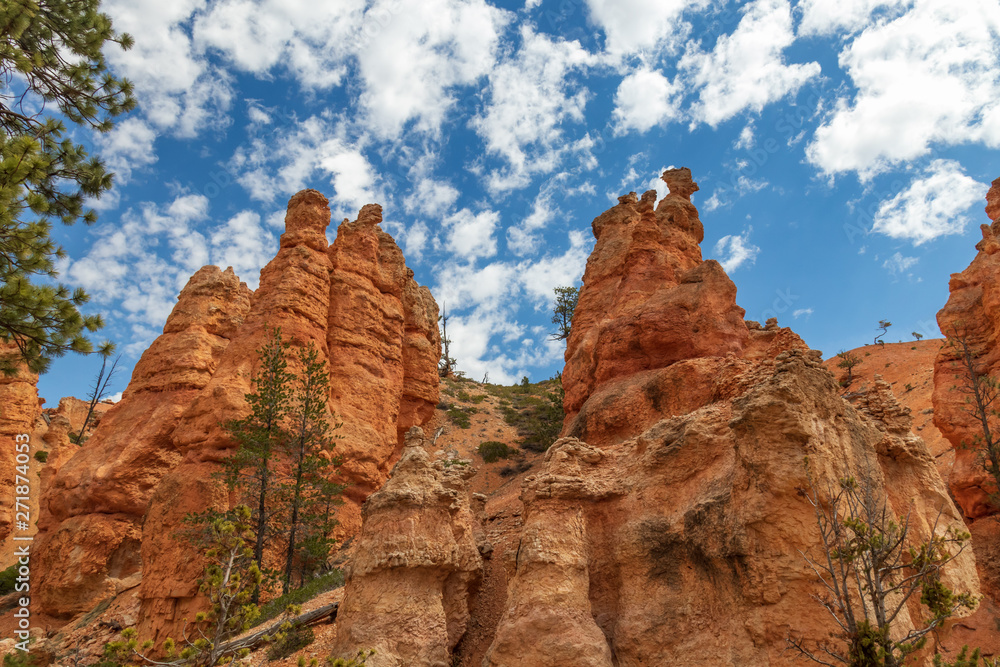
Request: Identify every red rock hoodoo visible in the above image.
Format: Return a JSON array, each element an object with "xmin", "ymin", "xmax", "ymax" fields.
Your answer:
[
  {"xmin": 481, "ymin": 168, "xmax": 976, "ymax": 665},
  {"xmin": 32, "ymin": 190, "xmax": 440, "ymax": 643}
]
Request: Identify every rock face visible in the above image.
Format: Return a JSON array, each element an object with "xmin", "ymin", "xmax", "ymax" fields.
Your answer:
[
  {"xmin": 934, "ymin": 177, "xmax": 1000, "ymax": 519},
  {"xmin": 0, "ymin": 344, "xmax": 39, "ymax": 559},
  {"xmin": 33, "ymin": 265, "xmax": 252, "ymax": 618},
  {"xmin": 484, "ymin": 169, "xmax": 976, "ymax": 665},
  {"xmin": 331, "ymin": 427, "xmax": 483, "ymax": 667},
  {"xmin": 32, "ymin": 191, "xmax": 439, "ymax": 640}
]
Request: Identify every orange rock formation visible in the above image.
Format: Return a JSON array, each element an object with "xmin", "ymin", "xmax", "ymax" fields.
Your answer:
[
  {"xmin": 331, "ymin": 427, "xmax": 484, "ymax": 666},
  {"xmin": 0, "ymin": 344, "xmax": 39, "ymax": 557},
  {"xmin": 483, "ymin": 169, "xmax": 976, "ymax": 665},
  {"xmin": 934, "ymin": 177, "xmax": 1000, "ymax": 519},
  {"xmin": 32, "ymin": 191, "xmax": 439, "ymax": 644}
]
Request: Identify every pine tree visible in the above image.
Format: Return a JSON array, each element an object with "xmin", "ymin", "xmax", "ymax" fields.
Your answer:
[
  {"xmin": 279, "ymin": 342, "xmax": 343, "ymax": 594},
  {"xmin": 0, "ymin": 0, "xmax": 136, "ymax": 374},
  {"xmin": 222, "ymin": 328, "xmax": 293, "ymax": 600},
  {"xmin": 549, "ymin": 286, "xmax": 579, "ymax": 342}
]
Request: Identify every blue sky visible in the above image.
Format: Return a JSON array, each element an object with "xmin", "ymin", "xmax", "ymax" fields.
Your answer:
[{"xmin": 36, "ymin": 0, "xmax": 1000, "ymax": 403}]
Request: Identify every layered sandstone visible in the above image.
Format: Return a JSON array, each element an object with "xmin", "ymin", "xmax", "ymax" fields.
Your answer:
[
  {"xmin": 0, "ymin": 344, "xmax": 38, "ymax": 559},
  {"xmin": 562, "ymin": 169, "xmax": 748, "ymax": 431},
  {"xmin": 33, "ymin": 190, "xmax": 440, "ymax": 642},
  {"xmin": 331, "ymin": 427, "xmax": 483, "ymax": 666},
  {"xmin": 482, "ymin": 168, "xmax": 976, "ymax": 665},
  {"xmin": 33, "ymin": 265, "xmax": 252, "ymax": 617},
  {"xmin": 934, "ymin": 177, "xmax": 1000, "ymax": 518}
]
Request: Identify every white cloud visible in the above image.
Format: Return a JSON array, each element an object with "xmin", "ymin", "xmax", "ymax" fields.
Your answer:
[
  {"xmin": 682, "ymin": 0, "xmax": 821, "ymax": 128},
  {"xmin": 793, "ymin": 308, "xmax": 814, "ymax": 319},
  {"xmin": 445, "ymin": 209, "xmax": 501, "ymax": 261},
  {"xmin": 584, "ymin": 0, "xmax": 706, "ymax": 57},
  {"xmin": 798, "ymin": 0, "xmax": 909, "ymax": 36},
  {"xmin": 232, "ymin": 114, "xmax": 377, "ymax": 217},
  {"xmin": 99, "ymin": 117, "xmax": 158, "ymax": 184},
  {"xmin": 472, "ymin": 27, "xmax": 598, "ymax": 192},
  {"xmin": 400, "ymin": 220, "xmax": 430, "ymax": 260},
  {"xmin": 612, "ymin": 67, "xmax": 681, "ymax": 134},
  {"xmin": 193, "ymin": 0, "xmax": 364, "ymax": 88},
  {"xmin": 807, "ymin": 0, "xmax": 1000, "ymax": 178},
  {"xmin": 405, "ymin": 177, "xmax": 460, "ymax": 217},
  {"xmin": 507, "ymin": 194, "xmax": 558, "ymax": 256},
  {"xmin": 209, "ymin": 211, "xmax": 276, "ymax": 289},
  {"xmin": 103, "ymin": 0, "xmax": 233, "ymax": 138},
  {"xmin": 713, "ymin": 227, "xmax": 760, "ymax": 272},
  {"xmin": 356, "ymin": 0, "xmax": 511, "ymax": 138},
  {"xmin": 735, "ymin": 121, "xmax": 755, "ymax": 149},
  {"xmin": 872, "ymin": 159, "xmax": 986, "ymax": 245},
  {"xmin": 882, "ymin": 251, "xmax": 919, "ymax": 275}
]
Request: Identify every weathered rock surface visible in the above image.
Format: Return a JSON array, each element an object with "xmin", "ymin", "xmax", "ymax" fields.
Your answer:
[
  {"xmin": 33, "ymin": 265, "xmax": 252, "ymax": 618},
  {"xmin": 562, "ymin": 169, "xmax": 748, "ymax": 427},
  {"xmin": 934, "ymin": 177, "xmax": 1000, "ymax": 519},
  {"xmin": 483, "ymin": 168, "xmax": 977, "ymax": 665},
  {"xmin": 331, "ymin": 427, "xmax": 483, "ymax": 667},
  {"xmin": 0, "ymin": 344, "xmax": 38, "ymax": 561},
  {"xmin": 32, "ymin": 190, "xmax": 439, "ymax": 643}
]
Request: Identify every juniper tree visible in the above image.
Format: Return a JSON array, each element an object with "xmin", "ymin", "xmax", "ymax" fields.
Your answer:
[{"xmin": 0, "ymin": 0, "xmax": 136, "ymax": 374}]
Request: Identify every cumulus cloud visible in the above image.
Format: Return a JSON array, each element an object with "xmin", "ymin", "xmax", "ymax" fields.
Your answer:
[
  {"xmin": 612, "ymin": 68, "xmax": 681, "ymax": 134},
  {"xmin": 356, "ymin": 0, "xmax": 511, "ymax": 138},
  {"xmin": 507, "ymin": 194, "xmax": 558, "ymax": 256},
  {"xmin": 445, "ymin": 209, "xmax": 501, "ymax": 261},
  {"xmin": 584, "ymin": 0, "xmax": 706, "ymax": 57},
  {"xmin": 682, "ymin": 0, "xmax": 821, "ymax": 128},
  {"xmin": 807, "ymin": 0, "xmax": 1000, "ymax": 178},
  {"xmin": 798, "ymin": 0, "xmax": 909, "ymax": 36},
  {"xmin": 713, "ymin": 227, "xmax": 760, "ymax": 272},
  {"xmin": 872, "ymin": 159, "xmax": 986, "ymax": 245},
  {"xmin": 472, "ymin": 27, "xmax": 598, "ymax": 192}
]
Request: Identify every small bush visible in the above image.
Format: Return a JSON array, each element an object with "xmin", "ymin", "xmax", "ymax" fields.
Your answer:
[
  {"xmin": 447, "ymin": 407, "xmax": 472, "ymax": 429},
  {"xmin": 0, "ymin": 565, "xmax": 17, "ymax": 596},
  {"xmin": 478, "ymin": 441, "xmax": 516, "ymax": 463},
  {"xmin": 470, "ymin": 394, "xmax": 487, "ymax": 404},
  {"xmin": 328, "ymin": 649, "xmax": 376, "ymax": 666},
  {"xmin": 268, "ymin": 624, "xmax": 314, "ymax": 661},
  {"xmin": 33, "ymin": 451, "xmax": 48, "ymax": 463}
]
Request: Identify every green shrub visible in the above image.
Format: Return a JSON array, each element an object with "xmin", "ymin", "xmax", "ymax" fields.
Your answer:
[
  {"xmin": 33, "ymin": 450, "xmax": 48, "ymax": 463},
  {"xmin": 255, "ymin": 571, "xmax": 344, "ymax": 627},
  {"xmin": 478, "ymin": 441, "xmax": 516, "ymax": 463},
  {"xmin": 447, "ymin": 407, "xmax": 472, "ymax": 429},
  {"xmin": 327, "ymin": 649, "xmax": 376, "ymax": 666},
  {"xmin": 267, "ymin": 623, "xmax": 314, "ymax": 661},
  {"xmin": 0, "ymin": 565, "xmax": 17, "ymax": 596},
  {"xmin": 499, "ymin": 460, "xmax": 532, "ymax": 477}
]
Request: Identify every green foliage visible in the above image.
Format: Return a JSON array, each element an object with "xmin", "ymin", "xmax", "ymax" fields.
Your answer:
[
  {"xmin": 837, "ymin": 349, "xmax": 862, "ymax": 387},
  {"xmin": 446, "ymin": 406, "xmax": 472, "ymax": 429},
  {"xmin": 495, "ymin": 378, "xmax": 564, "ymax": 453},
  {"xmin": 550, "ymin": 285, "xmax": 579, "ymax": 342},
  {"xmin": 477, "ymin": 440, "xmax": 516, "ymax": 463},
  {"xmin": 327, "ymin": 649, "xmax": 376, "ymax": 666},
  {"xmin": 499, "ymin": 459, "xmax": 532, "ymax": 477},
  {"xmin": 0, "ymin": 564, "xmax": 16, "ymax": 595},
  {"xmin": 32, "ymin": 449, "xmax": 46, "ymax": 463},
  {"xmin": 267, "ymin": 623, "xmax": 315, "ymax": 661},
  {"xmin": 2, "ymin": 647, "xmax": 40, "ymax": 667},
  {"xmin": 913, "ymin": 332, "xmax": 924, "ymax": 342},
  {"xmin": 934, "ymin": 646, "xmax": 999, "ymax": 666},
  {"xmin": 255, "ymin": 571, "xmax": 344, "ymax": 627},
  {"xmin": 789, "ymin": 466, "xmax": 977, "ymax": 667},
  {"xmin": 0, "ymin": 0, "xmax": 136, "ymax": 374}
]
